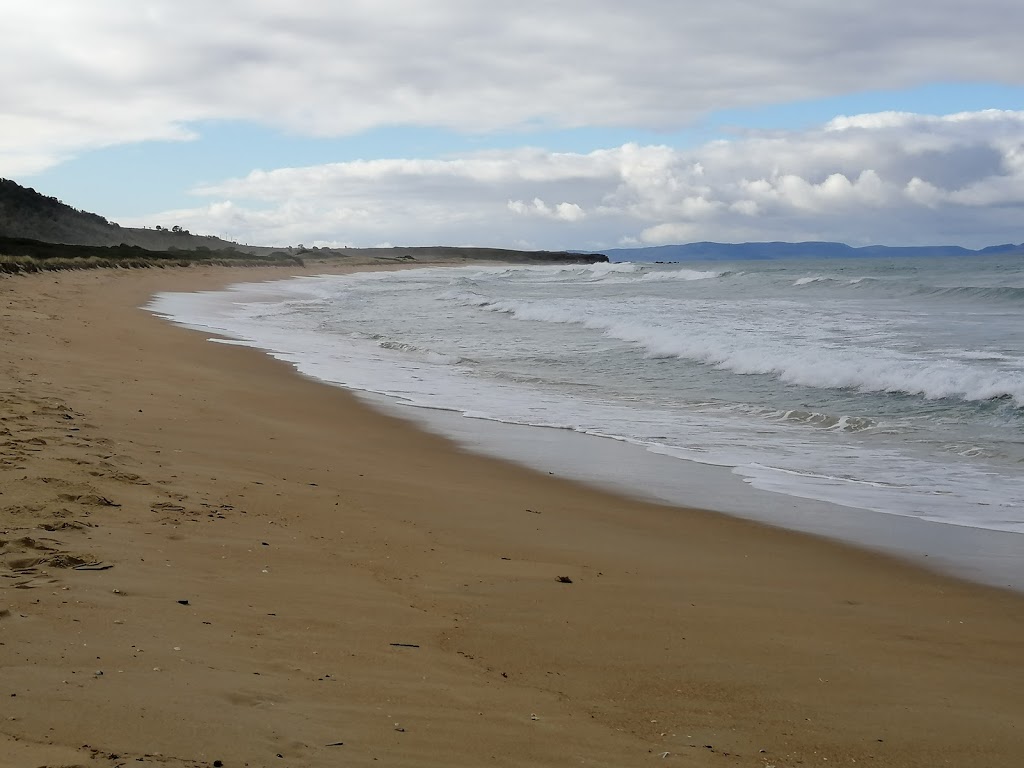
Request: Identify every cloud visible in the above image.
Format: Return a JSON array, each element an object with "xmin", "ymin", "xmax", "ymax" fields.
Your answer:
[
  {"xmin": 4, "ymin": 1, "xmax": 1024, "ymax": 172},
  {"xmin": 508, "ymin": 198, "xmax": 587, "ymax": 221},
  {"xmin": 125, "ymin": 110, "xmax": 1024, "ymax": 249}
]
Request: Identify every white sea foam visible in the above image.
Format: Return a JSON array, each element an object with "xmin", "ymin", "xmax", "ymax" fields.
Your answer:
[
  {"xmin": 149, "ymin": 255, "xmax": 1024, "ymax": 544},
  {"xmin": 378, "ymin": 340, "xmax": 462, "ymax": 365},
  {"xmin": 456, "ymin": 294, "xmax": 1024, "ymax": 407},
  {"xmin": 639, "ymin": 268, "xmax": 722, "ymax": 282},
  {"xmin": 584, "ymin": 261, "xmax": 640, "ymax": 276}
]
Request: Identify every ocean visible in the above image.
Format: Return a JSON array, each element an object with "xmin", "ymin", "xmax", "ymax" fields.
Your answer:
[{"xmin": 149, "ymin": 255, "xmax": 1024, "ymax": 587}]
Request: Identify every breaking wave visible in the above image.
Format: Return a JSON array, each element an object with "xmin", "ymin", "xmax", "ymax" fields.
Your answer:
[
  {"xmin": 787, "ymin": 274, "xmax": 1024, "ymax": 304},
  {"xmin": 640, "ymin": 268, "xmax": 723, "ymax": 282},
  {"xmin": 454, "ymin": 294, "xmax": 1024, "ymax": 407}
]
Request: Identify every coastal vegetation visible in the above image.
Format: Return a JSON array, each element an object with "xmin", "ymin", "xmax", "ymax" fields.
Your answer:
[
  {"xmin": 0, "ymin": 179, "xmax": 607, "ymax": 272},
  {"xmin": 0, "ymin": 236, "xmax": 303, "ymax": 274},
  {"xmin": 0, "ymin": 178, "xmax": 240, "ymax": 251}
]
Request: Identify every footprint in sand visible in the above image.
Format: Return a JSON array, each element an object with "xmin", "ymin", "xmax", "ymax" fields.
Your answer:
[
  {"xmin": 56, "ymin": 492, "xmax": 120, "ymax": 507},
  {"xmin": 1, "ymin": 503, "xmax": 48, "ymax": 517},
  {"xmin": 12, "ymin": 574, "xmax": 60, "ymax": 589},
  {"xmin": 38, "ymin": 476, "xmax": 79, "ymax": 488},
  {"xmin": 55, "ymin": 455, "xmax": 92, "ymax": 464},
  {"xmin": 152, "ymin": 502, "xmax": 187, "ymax": 513},
  {"xmin": 1, "ymin": 536, "xmax": 104, "ymax": 584},
  {"xmin": 1, "ymin": 536, "xmax": 57, "ymax": 574},
  {"xmin": 39, "ymin": 520, "xmax": 92, "ymax": 532},
  {"xmin": 109, "ymin": 471, "xmax": 150, "ymax": 485}
]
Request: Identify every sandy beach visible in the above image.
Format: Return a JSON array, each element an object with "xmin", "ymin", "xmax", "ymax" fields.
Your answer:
[{"xmin": 2, "ymin": 264, "xmax": 1023, "ymax": 768}]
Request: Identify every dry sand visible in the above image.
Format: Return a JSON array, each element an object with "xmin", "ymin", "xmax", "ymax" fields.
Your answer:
[{"xmin": 1, "ymin": 264, "xmax": 1022, "ymax": 768}]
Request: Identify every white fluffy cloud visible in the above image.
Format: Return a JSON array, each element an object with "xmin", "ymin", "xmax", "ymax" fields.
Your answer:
[
  {"xmin": 508, "ymin": 199, "xmax": 587, "ymax": 222},
  {"xmin": 129, "ymin": 110, "xmax": 1024, "ymax": 249},
  {"xmin": 3, "ymin": 1, "xmax": 1024, "ymax": 173}
]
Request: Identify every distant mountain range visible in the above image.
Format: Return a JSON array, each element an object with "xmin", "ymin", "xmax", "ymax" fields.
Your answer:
[{"xmin": 603, "ymin": 240, "xmax": 1024, "ymax": 262}]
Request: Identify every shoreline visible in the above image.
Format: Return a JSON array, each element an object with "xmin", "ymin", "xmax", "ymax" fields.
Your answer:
[
  {"xmin": 151, "ymin": 266, "xmax": 1024, "ymax": 593},
  {"xmin": 362, "ymin": 392, "xmax": 1024, "ymax": 593},
  {"xmin": 2, "ymin": 265, "xmax": 1023, "ymax": 766}
]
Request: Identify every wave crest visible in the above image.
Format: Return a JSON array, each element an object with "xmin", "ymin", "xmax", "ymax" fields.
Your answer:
[
  {"xmin": 640, "ymin": 268, "xmax": 723, "ymax": 282},
  {"xmin": 453, "ymin": 294, "xmax": 1024, "ymax": 407}
]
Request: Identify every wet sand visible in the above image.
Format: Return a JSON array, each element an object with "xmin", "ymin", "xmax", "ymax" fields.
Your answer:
[{"xmin": 2, "ymin": 265, "xmax": 1023, "ymax": 767}]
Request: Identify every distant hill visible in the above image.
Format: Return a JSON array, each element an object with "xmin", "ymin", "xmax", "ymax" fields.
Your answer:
[
  {"xmin": 0, "ymin": 178, "xmax": 607, "ymax": 265},
  {"xmin": 0, "ymin": 178, "xmax": 241, "ymax": 250},
  {"xmin": 603, "ymin": 240, "xmax": 1024, "ymax": 262}
]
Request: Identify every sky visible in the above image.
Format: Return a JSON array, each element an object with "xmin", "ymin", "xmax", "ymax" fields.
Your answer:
[{"xmin": 3, "ymin": 1, "xmax": 1024, "ymax": 251}]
